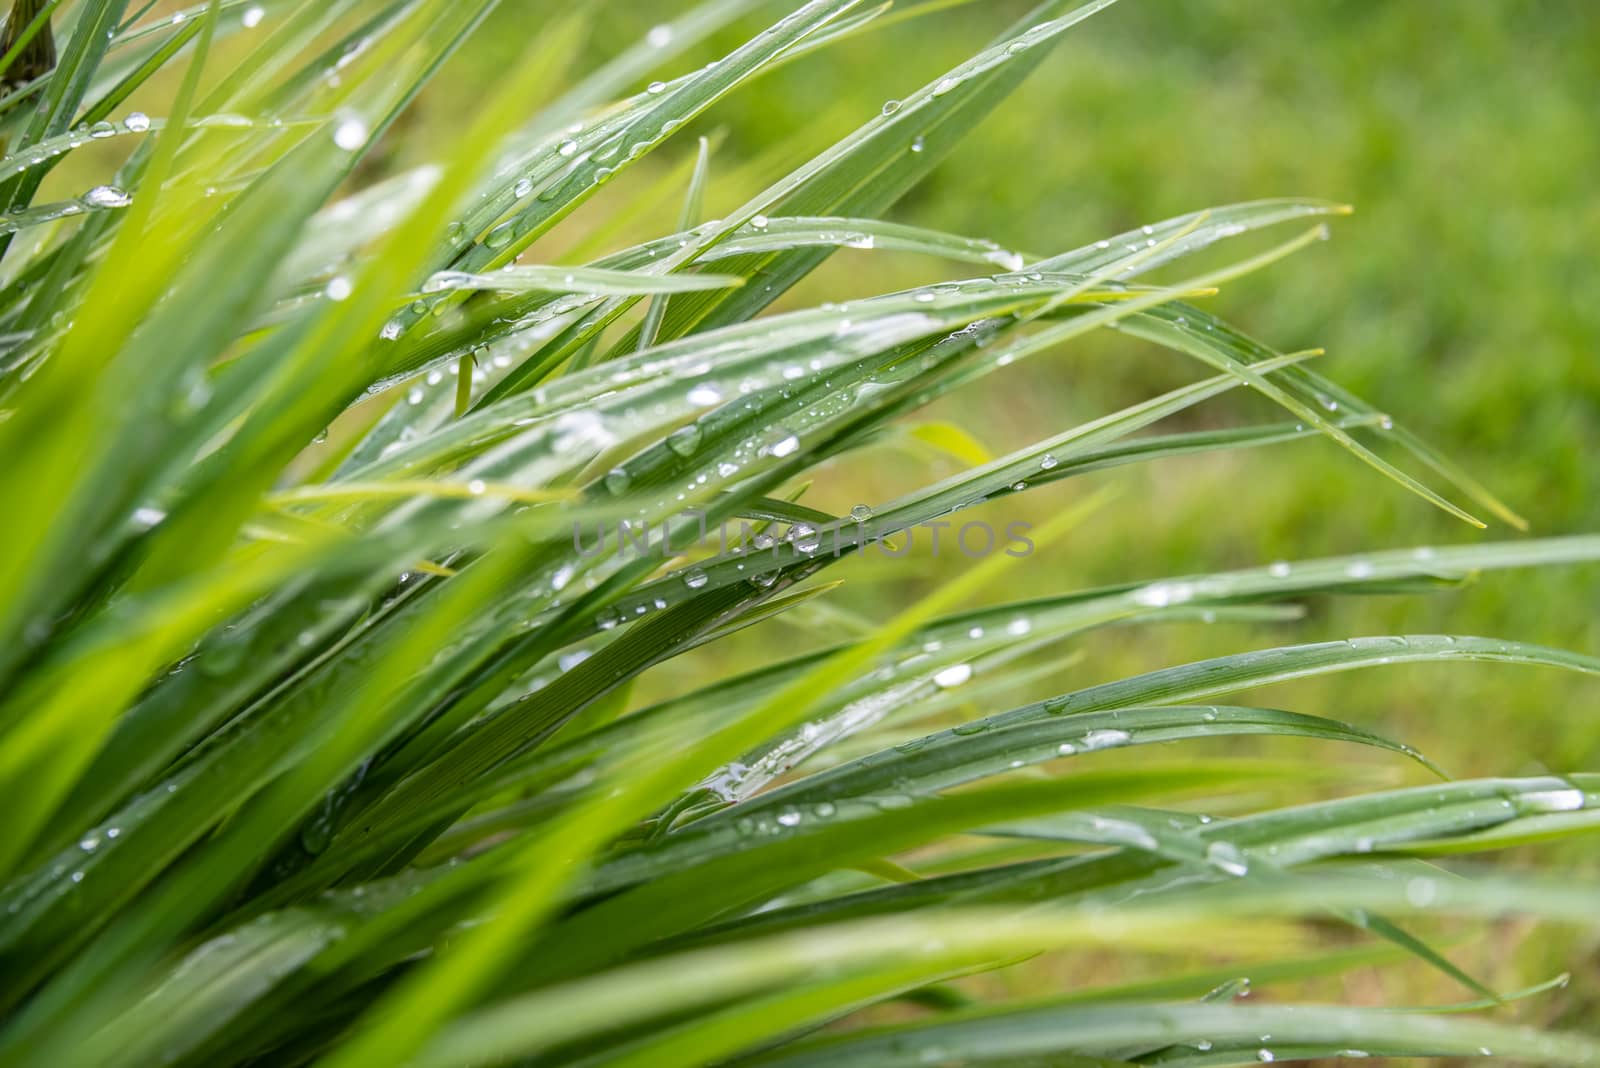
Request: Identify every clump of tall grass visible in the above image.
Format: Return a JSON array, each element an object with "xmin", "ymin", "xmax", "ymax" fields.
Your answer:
[{"xmin": 0, "ymin": 1, "xmax": 1596, "ymax": 1065}]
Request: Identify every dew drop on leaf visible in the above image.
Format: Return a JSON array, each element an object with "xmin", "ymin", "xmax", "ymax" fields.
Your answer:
[
  {"xmin": 1205, "ymin": 840, "xmax": 1249, "ymax": 876},
  {"xmin": 83, "ymin": 185, "xmax": 131, "ymax": 208},
  {"xmin": 1080, "ymin": 728, "xmax": 1131, "ymax": 750},
  {"xmin": 333, "ymin": 117, "xmax": 368, "ymax": 150},
  {"xmin": 667, "ymin": 423, "xmax": 702, "ymax": 456}
]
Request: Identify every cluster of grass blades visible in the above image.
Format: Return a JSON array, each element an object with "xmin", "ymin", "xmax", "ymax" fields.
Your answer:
[{"xmin": 0, "ymin": 0, "xmax": 1595, "ymax": 1064}]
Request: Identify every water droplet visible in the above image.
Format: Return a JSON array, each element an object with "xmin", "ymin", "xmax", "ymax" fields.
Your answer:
[
  {"xmin": 850, "ymin": 504, "xmax": 873, "ymax": 521},
  {"xmin": 89, "ymin": 121, "xmax": 116, "ymax": 139},
  {"xmin": 604, "ymin": 467, "xmax": 632, "ymax": 495},
  {"xmin": 910, "ymin": 135, "xmax": 925, "ymax": 153},
  {"xmin": 131, "ymin": 506, "xmax": 167, "ymax": 531},
  {"xmin": 683, "ymin": 567, "xmax": 709, "ymax": 590},
  {"xmin": 325, "ymin": 276, "xmax": 353, "ymax": 301},
  {"xmin": 1268, "ymin": 561, "xmax": 1291, "ymax": 578},
  {"xmin": 1521, "ymin": 787, "xmax": 1585, "ymax": 813},
  {"xmin": 1039, "ymin": 454, "xmax": 1058, "ymax": 470},
  {"xmin": 83, "ymin": 185, "xmax": 131, "ymax": 208},
  {"xmin": 751, "ymin": 570, "xmax": 779, "ymax": 589},
  {"xmin": 667, "ymin": 423, "xmax": 702, "ymax": 456},
  {"xmin": 687, "ymin": 383, "xmax": 723, "ymax": 406},
  {"xmin": 513, "ymin": 177, "xmax": 534, "ymax": 198},
  {"xmin": 776, "ymin": 806, "xmax": 802, "ymax": 827},
  {"xmin": 646, "ymin": 80, "xmax": 666, "ymax": 95},
  {"xmin": 751, "ymin": 214, "xmax": 769, "ymax": 229},
  {"xmin": 1133, "ymin": 581, "xmax": 1194, "ymax": 608},
  {"xmin": 984, "ymin": 249, "xmax": 1025, "ymax": 271},
  {"xmin": 79, "ymin": 833, "xmax": 101, "ymax": 852},
  {"xmin": 646, "ymin": 24, "xmax": 673, "ymax": 48},
  {"xmin": 933, "ymin": 664, "xmax": 972, "ymax": 688},
  {"xmin": 1081, "ymin": 728, "xmax": 1131, "ymax": 750},
  {"xmin": 485, "ymin": 222, "xmax": 515, "ymax": 249},
  {"xmin": 769, "ymin": 433, "xmax": 799, "ymax": 458},
  {"xmin": 242, "ymin": 4, "xmax": 265, "ymax": 28},
  {"xmin": 790, "ymin": 523, "xmax": 821, "ymax": 552},
  {"xmin": 881, "ymin": 99, "xmax": 901, "ymax": 116},
  {"xmin": 333, "ymin": 116, "xmax": 368, "ymax": 151},
  {"xmin": 1257, "ymin": 1051, "xmax": 1275, "ymax": 1063},
  {"xmin": 125, "ymin": 112, "xmax": 150, "ymax": 132},
  {"xmin": 1205, "ymin": 840, "xmax": 1250, "ymax": 876},
  {"xmin": 1081, "ymin": 725, "xmax": 1132, "ymax": 751}
]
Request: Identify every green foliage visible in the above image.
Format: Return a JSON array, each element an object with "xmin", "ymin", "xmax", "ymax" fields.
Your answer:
[{"xmin": 0, "ymin": 2, "xmax": 1594, "ymax": 1065}]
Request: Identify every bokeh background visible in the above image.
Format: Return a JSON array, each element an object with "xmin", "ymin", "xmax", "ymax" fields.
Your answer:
[{"xmin": 61, "ymin": 0, "xmax": 1600, "ymax": 1045}]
